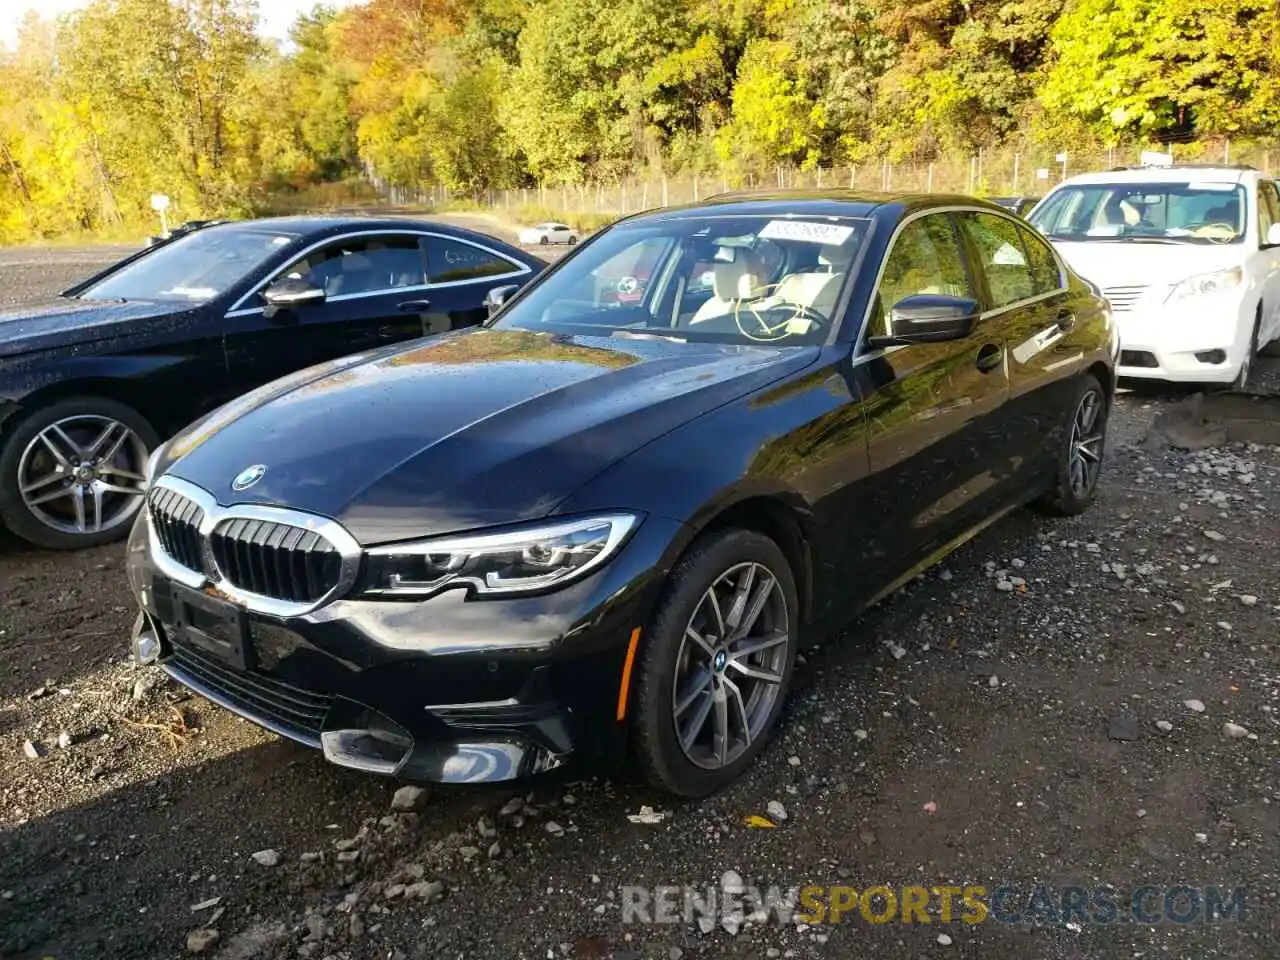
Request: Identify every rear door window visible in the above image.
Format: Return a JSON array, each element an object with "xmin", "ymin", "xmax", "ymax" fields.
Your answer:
[
  {"xmin": 283, "ymin": 235, "xmax": 426, "ymax": 298},
  {"xmin": 425, "ymin": 237, "xmax": 524, "ymax": 284},
  {"xmin": 958, "ymin": 213, "xmax": 1037, "ymax": 309}
]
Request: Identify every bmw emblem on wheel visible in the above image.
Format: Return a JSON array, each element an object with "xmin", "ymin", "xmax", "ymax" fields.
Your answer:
[{"xmin": 231, "ymin": 464, "xmax": 267, "ymax": 492}]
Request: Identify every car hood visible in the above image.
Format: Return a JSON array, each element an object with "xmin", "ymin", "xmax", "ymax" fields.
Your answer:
[
  {"xmin": 0, "ymin": 298, "xmax": 187, "ymax": 358},
  {"xmin": 1049, "ymin": 240, "xmax": 1246, "ymax": 292},
  {"xmin": 165, "ymin": 328, "xmax": 818, "ymax": 543}
]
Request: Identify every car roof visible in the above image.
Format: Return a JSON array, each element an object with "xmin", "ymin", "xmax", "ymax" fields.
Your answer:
[
  {"xmin": 204, "ymin": 215, "xmax": 493, "ymax": 236},
  {"xmin": 1055, "ymin": 166, "xmax": 1259, "ymax": 187},
  {"xmin": 616, "ymin": 190, "xmax": 1014, "ymax": 224}
]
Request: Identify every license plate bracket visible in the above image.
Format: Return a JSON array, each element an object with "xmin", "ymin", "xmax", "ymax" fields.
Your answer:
[{"xmin": 167, "ymin": 582, "xmax": 253, "ymax": 671}]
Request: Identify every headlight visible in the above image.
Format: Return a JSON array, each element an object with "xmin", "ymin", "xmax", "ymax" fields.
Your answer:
[
  {"xmin": 361, "ymin": 513, "xmax": 641, "ymax": 599},
  {"xmin": 1165, "ymin": 267, "xmax": 1243, "ymax": 303},
  {"xmin": 144, "ymin": 445, "xmax": 166, "ymax": 486}
]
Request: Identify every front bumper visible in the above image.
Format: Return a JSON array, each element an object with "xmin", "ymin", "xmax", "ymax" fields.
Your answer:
[
  {"xmin": 125, "ymin": 509, "xmax": 682, "ymax": 784},
  {"xmin": 1113, "ymin": 294, "xmax": 1253, "ymax": 383}
]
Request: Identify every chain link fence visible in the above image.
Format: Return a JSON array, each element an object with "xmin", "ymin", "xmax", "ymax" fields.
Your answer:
[{"xmin": 383, "ymin": 139, "xmax": 1280, "ymax": 222}]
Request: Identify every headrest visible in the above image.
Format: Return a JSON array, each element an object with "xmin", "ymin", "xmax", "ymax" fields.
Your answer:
[{"xmin": 712, "ymin": 250, "xmax": 762, "ymax": 300}]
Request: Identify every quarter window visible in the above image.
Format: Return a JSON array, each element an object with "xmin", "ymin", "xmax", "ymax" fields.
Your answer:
[
  {"xmin": 874, "ymin": 215, "xmax": 974, "ymax": 334},
  {"xmin": 958, "ymin": 213, "xmax": 1036, "ymax": 309},
  {"xmin": 282, "ymin": 236, "xmax": 425, "ymax": 298},
  {"xmin": 1019, "ymin": 224, "xmax": 1064, "ymax": 296},
  {"xmin": 426, "ymin": 238, "xmax": 522, "ymax": 284}
]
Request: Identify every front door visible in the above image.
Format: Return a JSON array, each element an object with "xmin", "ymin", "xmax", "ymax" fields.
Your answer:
[
  {"xmin": 855, "ymin": 212, "xmax": 1012, "ymax": 574},
  {"xmin": 1255, "ymin": 180, "xmax": 1280, "ymax": 348},
  {"xmin": 222, "ymin": 232, "xmax": 433, "ymax": 392}
]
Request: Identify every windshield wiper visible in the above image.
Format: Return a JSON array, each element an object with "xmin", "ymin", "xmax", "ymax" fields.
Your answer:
[{"xmin": 611, "ymin": 329, "xmax": 687, "ymax": 342}]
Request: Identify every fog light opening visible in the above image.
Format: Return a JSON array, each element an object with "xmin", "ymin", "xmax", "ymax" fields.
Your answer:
[
  {"xmin": 1195, "ymin": 349, "xmax": 1227, "ymax": 365},
  {"xmin": 132, "ymin": 614, "xmax": 161, "ymax": 665},
  {"xmin": 321, "ymin": 709, "xmax": 413, "ymax": 775}
]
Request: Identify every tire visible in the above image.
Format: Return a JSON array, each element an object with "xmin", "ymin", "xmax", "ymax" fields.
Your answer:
[
  {"xmin": 1233, "ymin": 306, "xmax": 1261, "ymax": 390},
  {"xmin": 538, "ymin": 236, "xmax": 549, "ymax": 245},
  {"xmin": 568, "ymin": 235, "xmax": 578, "ymax": 245},
  {"xmin": 1030, "ymin": 374, "xmax": 1108, "ymax": 517},
  {"xmin": 632, "ymin": 528, "xmax": 799, "ymax": 797},
  {"xmin": 0, "ymin": 396, "xmax": 159, "ymax": 550}
]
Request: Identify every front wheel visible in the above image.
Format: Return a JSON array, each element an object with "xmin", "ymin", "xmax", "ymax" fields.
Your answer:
[
  {"xmin": 631, "ymin": 528, "xmax": 798, "ymax": 797},
  {"xmin": 1030, "ymin": 374, "xmax": 1108, "ymax": 517},
  {"xmin": 1234, "ymin": 307, "xmax": 1261, "ymax": 390},
  {"xmin": 538, "ymin": 236, "xmax": 549, "ymax": 246},
  {"xmin": 568, "ymin": 235, "xmax": 578, "ymax": 245},
  {"xmin": 0, "ymin": 396, "xmax": 158, "ymax": 549}
]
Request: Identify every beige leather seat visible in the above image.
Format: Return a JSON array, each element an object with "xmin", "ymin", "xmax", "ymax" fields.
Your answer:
[{"xmin": 690, "ymin": 250, "xmax": 764, "ymax": 324}]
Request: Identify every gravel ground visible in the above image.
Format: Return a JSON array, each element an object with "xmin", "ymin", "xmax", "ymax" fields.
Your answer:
[{"xmin": 2, "ymin": 247, "xmax": 1279, "ymax": 960}]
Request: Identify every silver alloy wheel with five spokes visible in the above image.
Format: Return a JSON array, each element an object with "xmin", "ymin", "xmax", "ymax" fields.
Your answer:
[
  {"xmin": 671, "ymin": 561, "xmax": 791, "ymax": 770},
  {"xmin": 1068, "ymin": 387, "xmax": 1105, "ymax": 500},
  {"xmin": 17, "ymin": 415, "xmax": 149, "ymax": 535}
]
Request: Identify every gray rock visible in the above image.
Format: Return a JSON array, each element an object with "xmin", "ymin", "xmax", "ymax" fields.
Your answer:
[
  {"xmin": 186, "ymin": 928, "xmax": 220, "ymax": 953},
  {"xmin": 1184, "ymin": 699, "xmax": 1206, "ymax": 713},
  {"xmin": 1240, "ymin": 595, "xmax": 1259, "ymax": 607},
  {"xmin": 544, "ymin": 821, "xmax": 565, "ymax": 837},
  {"xmin": 766, "ymin": 800, "xmax": 788, "ymax": 822},
  {"xmin": 1203, "ymin": 529, "xmax": 1226, "ymax": 542},
  {"xmin": 1155, "ymin": 720, "xmax": 1174, "ymax": 733},
  {"xmin": 1222, "ymin": 722, "xmax": 1250, "ymax": 739},
  {"xmin": 1108, "ymin": 713, "xmax": 1140, "ymax": 741},
  {"xmin": 56, "ymin": 731, "xmax": 73, "ymax": 750},
  {"xmin": 21, "ymin": 739, "xmax": 45, "ymax": 760},
  {"xmin": 390, "ymin": 785, "xmax": 427, "ymax": 811},
  {"xmin": 250, "ymin": 849, "xmax": 280, "ymax": 867},
  {"xmin": 404, "ymin": 880, "xmax": 444, "ymax": 902}
]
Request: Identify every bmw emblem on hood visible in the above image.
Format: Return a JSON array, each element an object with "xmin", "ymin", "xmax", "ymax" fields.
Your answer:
[{"xmin": 231, "ymin": 464, "xmax": 267, "ymax": 492}]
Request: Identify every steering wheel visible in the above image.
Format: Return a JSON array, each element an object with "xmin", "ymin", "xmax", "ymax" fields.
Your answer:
[
  {"xmin": 1192, "ymin": 222, "xmax": 1238, "ymax": 244},
  {"xmin": 732, "ymin": 283, "xmax": 829, "ymax": 343}
]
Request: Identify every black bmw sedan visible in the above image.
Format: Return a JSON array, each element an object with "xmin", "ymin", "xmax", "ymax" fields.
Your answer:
[
  {"xmin": 0, "ymin": 217, "xmax": 543, "ymax": 549},
  {"xmin": 126, "ymin": 192, "xmax": 1119, "ymax": 796}
]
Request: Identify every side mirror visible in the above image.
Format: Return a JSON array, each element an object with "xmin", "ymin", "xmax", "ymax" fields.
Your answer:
[
  {"xmin": 484, "ymin": 283, "xmax": 520, "ymax": 317},
  {"xmin": 1266, "ymin": 223, "xmax": 1280, "ymax": 247},
  {"xmin": 262, "ymin": 277, "xmax": 325, "ymax": 318},
  {"xmin": 866, "ymin": 294, "xmax": 981, "ymax": 348}
]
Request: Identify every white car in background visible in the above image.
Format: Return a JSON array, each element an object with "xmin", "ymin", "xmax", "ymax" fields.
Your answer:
[
  {"xmin": 518, "ymin": 222, "xmax": 579, "ymax": 246},
  {"xmin": 1028, "ymin": 165, "xmax": 1280, "ymax": 387}
]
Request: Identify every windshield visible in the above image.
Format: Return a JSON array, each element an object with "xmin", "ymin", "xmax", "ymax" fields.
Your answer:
[
  {"xmin": 1029, "ymin": 182, "xmax": 1247, "ymax": 244},
  {"xmin": 494, "ymin": 214, "xmax": 869, "ymax": 345},
  {"xmin": 78, "ymin": 226, "xmax": 298, "ymax": 303}
]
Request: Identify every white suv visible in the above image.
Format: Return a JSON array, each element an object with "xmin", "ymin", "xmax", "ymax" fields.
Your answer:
[{"xmin": 1028, "ymin": 165, "xmax": 1280, "ymax": 386}]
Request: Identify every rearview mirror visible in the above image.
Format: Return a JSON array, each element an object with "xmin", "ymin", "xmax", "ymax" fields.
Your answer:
[
  {"xmin": 1267, "ymin": 223, "xmax": 1280, "ymax": 247},
  {"xmin": 262, "ymin": 277, "xmax": 325, "ymax": 318},
  {"xmin": 866, "ymin": 295, "xmax": 981, "ymax": 348},
  {"xmin": 484, "ymin": 283, "xmax": 520, "ymax": 317}
]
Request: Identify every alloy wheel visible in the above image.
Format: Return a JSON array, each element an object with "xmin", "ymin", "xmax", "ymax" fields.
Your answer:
[
  {"xmin": 17, "ymin": 415, "xmax": 149, "ymax": 536},
  {"xmin": 671, "ymin": 561, "xmax": 791, "ymax": 770},
  {"xmin": 1068, "ymin": 388, "xmax": 1105, "ymax": 500}
]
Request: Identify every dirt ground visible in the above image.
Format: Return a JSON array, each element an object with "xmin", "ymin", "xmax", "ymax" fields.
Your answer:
[{"xmin": 2, "ymin": 246, "xmax": 1279, "ymax": 960}]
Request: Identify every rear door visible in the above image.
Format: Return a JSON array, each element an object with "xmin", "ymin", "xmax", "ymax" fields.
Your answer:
[
  {"xmin": 855, "ymin": 211, "xmax": 1012, "ymax": 573},
  {"xmin": 420, "ymin": 234, "xmax": 535, "ymax": 335},
  {"xmin": 223, "ymin": 232, "xmax": 432, "ymax": 389},
  {"xmin": 956, "ymin": 210, "xmax": 1084, "ymax": 492}
]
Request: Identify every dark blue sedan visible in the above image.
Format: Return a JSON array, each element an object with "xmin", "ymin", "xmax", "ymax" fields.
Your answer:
[{"xmin": 0, "ymin": 217, "xmax": 544, "ymax": 549}]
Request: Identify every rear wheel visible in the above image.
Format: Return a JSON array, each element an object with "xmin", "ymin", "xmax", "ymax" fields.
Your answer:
[
  {"xmin": 0, "ymin": 396, "xmax": 158, "ymax": 549},
  {"xmin": 538, "ymin": 236, "xmax": 549, "ymax": 245},
  {"xmin": 568, "ymin": 235, "xmax": 578, "ymax": 245},
  {"xmin": 632, "ymin": 528, "xmax": 798, "ymax": 797},
  {"xmin": 1030, "ymin": 374, "xmax": 1108, "ymax": 517}
]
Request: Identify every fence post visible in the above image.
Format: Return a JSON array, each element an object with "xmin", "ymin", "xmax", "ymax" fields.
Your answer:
[
  {"xmin": 976, "ymin": 148, "xmax": 982, "ymax": 191},
  {"xmin": 849, "ymin": 165, "xmax": 856, "ymax": 188},
  {"xmin": 927, "ymin": 163, "xmax": 934, "ymax": 193},
  {"xmin": 621, "ymin": 181, "xmax": 628, "ymax": 213},
  {"xmin": 1012, "ymin": 153, "xmax": 1020, "ymax": 194},
  {"xmin": 1265, "ymin": 152, "xmax": 1272, "ymax": 175},
  {"xmin": 1224, "ymin": 139, "xmax": 1231, "ymax": 164},
  {"xmin": 887, "ymin": 163, "xmax": 893, "ymax": 190},
  {"xmin": 968, "ymin": 156, "xmax": 976, "ymax": 194},
  {"xmin": 661, "ymin": 175, "xmax": 668, "ymax": 207},
  {"xmin": 816, "ymin": 167, "xmax": 823, "ymax": 189},
  {"xmin": 693, "ymin": 174, "xmax": 699, "ymax": 202}
]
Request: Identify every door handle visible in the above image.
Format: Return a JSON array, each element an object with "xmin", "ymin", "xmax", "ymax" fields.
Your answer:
[
  {"xmin": 398, "ymin": 299, "xmax": 431, "ymax": 312},
  {"xmin": 1056, "ymin": 308, "xmax": 1076, "ymax": 332},
  {"xmin": 975, "ymin": 343, "xmax": 1003, "ymax": 373}
]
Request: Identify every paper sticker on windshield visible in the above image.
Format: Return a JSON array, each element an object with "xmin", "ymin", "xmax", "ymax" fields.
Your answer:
[
  {"xmin": 759, "ymin": 220, "xmax": 854, "ymax": 245},
  {"xmin": 1187, "ymin": 182, "xmax": 1237, "ymax": 191}
]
